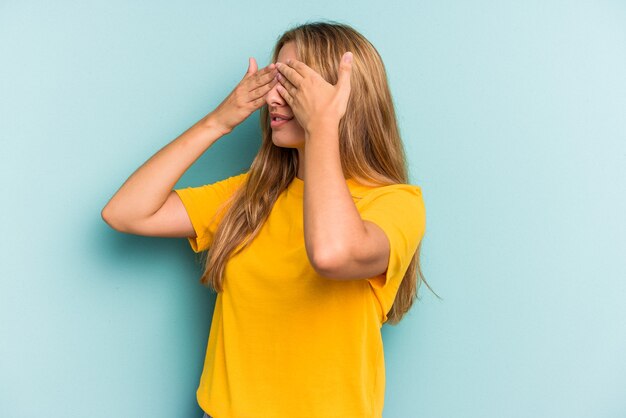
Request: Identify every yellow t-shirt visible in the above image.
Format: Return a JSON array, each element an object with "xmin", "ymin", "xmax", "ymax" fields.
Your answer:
[{"xmin": 174, "ymin": 171, "xmax": 426, "ymax": 418}]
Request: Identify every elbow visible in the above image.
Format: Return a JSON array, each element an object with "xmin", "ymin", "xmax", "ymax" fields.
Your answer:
[
  {"xmin": 101, "ymin": 205, "xmax": 116, "ymax": 229},
  {"xmin": 310, "ymin": 244, "xmax": 348, "ymax": 279},
  {"xmin": 101, "ymin": 205, "xmax": 126, "ymax": 232}
]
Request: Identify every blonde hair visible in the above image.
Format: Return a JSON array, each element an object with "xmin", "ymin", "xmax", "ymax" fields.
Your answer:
[{"xmin": 197, "ymin": 20, "xmax": 441, "ymax": 325}]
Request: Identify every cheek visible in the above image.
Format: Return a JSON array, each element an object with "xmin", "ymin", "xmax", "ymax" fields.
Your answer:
[{"xmin": 288, "ymin": 119, "xmax": 305, "ymax": 133}]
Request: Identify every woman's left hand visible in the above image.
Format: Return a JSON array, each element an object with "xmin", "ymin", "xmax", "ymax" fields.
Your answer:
[{"xmin": 275, "ymin": 52, "xmax": 353, "ymax": 136}]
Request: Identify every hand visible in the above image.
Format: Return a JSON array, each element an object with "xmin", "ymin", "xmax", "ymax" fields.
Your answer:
[
  {"xmin": 275, "ymin": 52, "xmax": 353, "ymax": 135},
  {"xmin": 209, "ymin": 58, "xmax": 278, "ymax": 135}
]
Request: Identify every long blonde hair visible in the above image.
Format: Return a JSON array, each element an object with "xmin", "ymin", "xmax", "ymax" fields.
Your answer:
[{"xmin": 197, "ymin": 20, "xmax": 441, "ymax": 325}]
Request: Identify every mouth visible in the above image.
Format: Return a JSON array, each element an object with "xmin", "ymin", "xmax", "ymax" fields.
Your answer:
[
  {"xmin": 270, "ymin": 115, "xmax": 293, "ymax": 128},
  {"xmin": 271, "ymin": 116, "xmax": 293, "ymax": 122}
]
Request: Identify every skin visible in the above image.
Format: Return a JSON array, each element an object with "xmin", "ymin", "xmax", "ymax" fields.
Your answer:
[
  {"xmin": 273, "ymin": 43, "xmax": 390, "ymax": 280},
  {"xmin": 265, "ymin": 42, "xmax": 307, "ymax": 178},
  {"xmin": 101, "ymin": 42, "xmax": 390, "ymax": 281},
  {"xmin": 101, "ymin": 59, "xmax": 279, "ymax": 237}
]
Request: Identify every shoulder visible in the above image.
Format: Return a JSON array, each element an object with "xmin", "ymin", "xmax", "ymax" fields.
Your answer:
[
  {"xmin": 174, "ymin": 171, "xmax": 249, "ymax": 206},
  {"xmin": 353, "ymin": 182, "xmax": 424, "ymax": 205},
  {"xmin": 218, "ymin": 170, "xmax": 249, "ymax": 187},
  {"xmin": 355, "ymin": 182, "xmax": 425, "ymax": 224},
  {"xmin": 198, "ymin": 170, "xmax": 249, "ymax": 193}
]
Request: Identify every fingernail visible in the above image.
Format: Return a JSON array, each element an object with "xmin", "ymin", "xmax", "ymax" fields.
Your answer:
[{"xmin": 344, "ymin": 52, "xmax": 353, "ymax": 63}]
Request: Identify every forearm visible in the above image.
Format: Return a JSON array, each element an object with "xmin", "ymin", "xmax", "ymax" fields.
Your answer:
[
  {"xmin": 303, "ymin": 125, "xmax": 368, "ymax": 271},
  {"xmin": 102, "ymin": 113, "xmax": 227, "ymax": 224}
]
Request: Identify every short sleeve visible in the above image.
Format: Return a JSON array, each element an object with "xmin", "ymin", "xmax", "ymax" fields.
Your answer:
[
  {"xmin": 358, "ymin": 184, "xmax": 426, "ymax": 323},
  {"xmin": 174, "ymin": 171, "xmax": 248, "ymax": 253}
]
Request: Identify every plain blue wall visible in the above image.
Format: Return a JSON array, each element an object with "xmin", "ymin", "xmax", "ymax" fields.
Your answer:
[{"xmin": 1, "ymin": 1, "xmax": 624, "ymax": 417}]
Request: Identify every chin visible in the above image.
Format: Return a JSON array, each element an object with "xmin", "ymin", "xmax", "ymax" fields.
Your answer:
[{"xmin": 271, "ymin": 134, "xmax": 305, "ymax": 148}]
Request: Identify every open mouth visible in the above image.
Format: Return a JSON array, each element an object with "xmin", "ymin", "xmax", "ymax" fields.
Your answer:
[{"xmin": 272, "ymin": 116, "xmax": 293, "ymax": 122}]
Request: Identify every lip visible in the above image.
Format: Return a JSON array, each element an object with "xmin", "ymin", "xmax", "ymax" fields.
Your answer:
[
  {"xmin": 270, "ymin": 112, "xmax": 292, "ymax": 120},
  {"xmin": 271, "ymin": 118, "xmax": 292, "ymax": 128},
  {"xmin": 270, "ymin": 113, "xmax": 293, "ymax": 129}
]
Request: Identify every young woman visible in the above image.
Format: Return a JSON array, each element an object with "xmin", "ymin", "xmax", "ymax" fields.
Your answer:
[{"xmin": 102, "ymin": 20, "xmax": 436, "ymax": 418}]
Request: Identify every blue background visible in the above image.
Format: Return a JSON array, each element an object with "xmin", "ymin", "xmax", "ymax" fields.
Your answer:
[{"xmin": 1, "ymin": 1, "xmax": 624, "ymax": 417}]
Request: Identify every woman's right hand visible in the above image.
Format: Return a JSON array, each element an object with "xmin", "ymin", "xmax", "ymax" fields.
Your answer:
[{"xmin": 208, "ymin": 58, "xmax": 278, "ymax": 135}]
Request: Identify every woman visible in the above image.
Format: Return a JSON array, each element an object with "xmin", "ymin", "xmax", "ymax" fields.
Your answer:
[{"xmin": 102, "ymin": 20, "xmax": 436, "ymax": 418}]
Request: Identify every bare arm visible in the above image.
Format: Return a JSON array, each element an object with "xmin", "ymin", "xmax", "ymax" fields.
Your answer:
[
  {"xmin": 101, "ymin": 114, "xmax": 226, "ymax": 236},
  {"xmin": 274, "ymin": 53, "xmax": 390, "ymax": 280},
  {"xmin": 302, "ymin": 125, "xmax": 389, "ymax": 280},
  {"xmin": 101, "ymin": 58, "xmax": 278, "ymax": 237}
]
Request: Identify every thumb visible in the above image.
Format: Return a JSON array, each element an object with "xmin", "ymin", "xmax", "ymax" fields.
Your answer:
[
  {"xmin": 337, "ymin": 52, "xmax": 353, "ymax": 90},
  {"xmin": 245, "ymin": 57, "xmax": 258, "ymax": 77}
]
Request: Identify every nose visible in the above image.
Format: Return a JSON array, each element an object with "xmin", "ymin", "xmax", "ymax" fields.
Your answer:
[{"xmin": 265, "ymin": 75, "xmax": 287, "ymax": 108}]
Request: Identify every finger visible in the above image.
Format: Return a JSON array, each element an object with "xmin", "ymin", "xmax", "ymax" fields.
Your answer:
[
  {"xmin": 275, "ymin": 83, "xmax": 293, "ymax": 106},
  {"xmin": 246, "ymin": 57, "xmax": 258, "ymax": 76},
  {"xmin": 244, "ymin": 60, "xmax": 275, "ymax": 82},
  {"xmin": 276, "ymin": 73, "xmax": 297, "ymax": 98},
  {"xmin": 248, "ymin": 77, "xmax": 278, "ymax": 102},
  {"xmin": 286, "ymin": 58, "xmax": 317, "ymax": 78},
  {"xmin": 337, "ymin": 52, "xmax": 353, "ymax": 90},
  {"xmin": 248, "ymin": 65, "xmax": 278, "ymax": 90},
  {"xmin": 275, "ymin": 62, "xmax": 302, "ymax": 88},
  {"xmin": 258, "ymin": 62, "xmax": 276, "ymax": 74}
]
